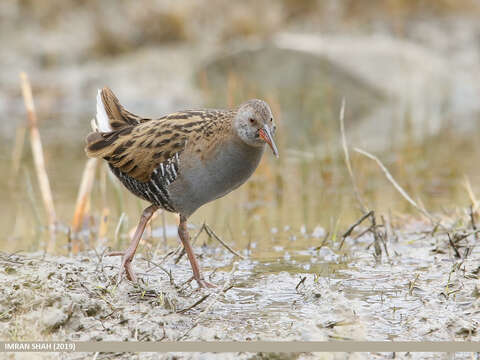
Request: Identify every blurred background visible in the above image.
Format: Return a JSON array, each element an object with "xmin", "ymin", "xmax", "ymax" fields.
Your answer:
[{"xmin": 2, "ymin": 0, "xmax": 480, "ymax": 256}]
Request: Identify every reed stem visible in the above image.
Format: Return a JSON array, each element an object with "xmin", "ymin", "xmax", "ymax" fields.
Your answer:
[{"xmin": 20, "ymin": 72, "xmax": 57, "ymax": 252}]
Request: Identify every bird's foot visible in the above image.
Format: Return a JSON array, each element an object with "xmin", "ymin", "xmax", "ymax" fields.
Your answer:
[
  {"xmin": 195, "ymin": 277, "xmax": 216, "ymax": 288},
  {"xmin": 107, "ymin": 251, "xmax": 137, "ymax": 283}
]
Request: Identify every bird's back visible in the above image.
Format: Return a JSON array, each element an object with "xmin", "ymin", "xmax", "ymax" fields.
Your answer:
[{"xmin": 85, "ymin": 87, "xmax": 251, "ymax": 214}]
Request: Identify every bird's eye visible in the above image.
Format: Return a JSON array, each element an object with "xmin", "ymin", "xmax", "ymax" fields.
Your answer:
[
  {"xmin": 270, "ymin": 117, "xmax": 273, "ymax": 122},
  {"xmin": 249, "ymin": 118, "xmax": 255, "ymax": 124}
]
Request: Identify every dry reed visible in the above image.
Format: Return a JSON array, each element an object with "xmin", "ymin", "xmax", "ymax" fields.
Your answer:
[
  {"xmin": 71, "ymin": 158, "xmax": 98, "ymax": 253},
  {"xmin": 354, "ymin": 147, "xmax": 436, "ymax": 223},
  {"xmin": 20, "ymin": 72, "xmax": 57, "ymax": 252},
  {"xmin": 339, "ymin": 97, "xmax": 367, "ymax": 214}
]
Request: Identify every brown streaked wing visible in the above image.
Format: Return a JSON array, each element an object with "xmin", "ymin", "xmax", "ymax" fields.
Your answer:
[{"xmin": 86, "ymin": 110, "xmax": 229, "ymax": 182}]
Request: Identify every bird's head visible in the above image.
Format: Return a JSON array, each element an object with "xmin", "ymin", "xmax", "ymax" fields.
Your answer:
[{"xmin": 233, "ymin": 99, "xmax": 279, "ymax": 157}]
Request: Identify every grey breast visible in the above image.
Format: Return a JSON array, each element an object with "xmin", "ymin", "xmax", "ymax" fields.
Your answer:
[{"xmin": 169, "ymin": 140, "xmax": 265, "ymax": 217}]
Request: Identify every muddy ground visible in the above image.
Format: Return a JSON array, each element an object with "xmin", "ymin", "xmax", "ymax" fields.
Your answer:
[{"xmin": 1, "ymin": 217, "xmax": 480, "ymax": 359}]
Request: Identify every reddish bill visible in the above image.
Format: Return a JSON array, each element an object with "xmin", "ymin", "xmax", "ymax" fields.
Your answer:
[{"xmin": 258, "ymin": 126, "xmax": 279, "ymax": 158}]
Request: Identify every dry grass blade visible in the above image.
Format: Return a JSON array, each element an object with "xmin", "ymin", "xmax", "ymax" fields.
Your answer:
[
  {"xmin": 204, "ymin": 224, "xmax": 245, "ymax": 259},
  {"xmin": 468, "ymin": 205, "xmax": 479, "ymax": 241},
  {"xmin": 463, "ymin": 175, "xmax": 479, "ymax": 215},
  {"xmin": 71, "ymin": 158, "xmax": 99, "ymax": 253},
  {"xmin": 314, "ymin": 231, "xmax": 330, "ymax": 251},
  {"xmin": 370, "ymin": 211, "xmax": 383, "ymax": 258},
  {"xmin": 174, "ymin": 223, "xmax": 206, "ymax": 264},
  {"xmin": 114, "ymin": 212, "xmax": 127, "ymax": 246},
  {"xmin": 447, "ymin": 233, "xmax": 461, "ymax": 258},
  {"xmin": 177, "ymin": 294, "xmax": 210, "ymax": 314},
  {"xmin": 339, "ymin": 210, "xmax": 374, "ymax": 250},
  {"xmin": 408, "ymin": 274, "xmax": 420, "ymax": 296},
  {"xmin": 295, "ymin": 276, "xmax": 307, "ymax": 292},
  {"xmin": 354, "ymin": 147, "xmax": 436, "ymax": 223},
  {"xmin": 20, "ymin": 72, "xmax": 57, "ymax": 251},
  {"xmin": 340, "ymin": 98, "xmax": 367, "ymax": 213}
]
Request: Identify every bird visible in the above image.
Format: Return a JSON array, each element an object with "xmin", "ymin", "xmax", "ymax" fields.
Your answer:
[{"xmin": 85, "ymin": 87, "xmax": 278, "ymax": 288}]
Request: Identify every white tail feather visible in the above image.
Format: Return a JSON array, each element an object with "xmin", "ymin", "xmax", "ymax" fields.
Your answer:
[
  {"xmin": 96, "ymin": 89, "xmax": 111, "ymax": 132},
  {"xmin": 90, "ymin": 118, "xmax": 97, "ymax": 132}
]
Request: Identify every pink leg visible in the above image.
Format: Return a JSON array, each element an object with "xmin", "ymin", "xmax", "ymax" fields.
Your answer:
[
  {"xmin": 178, "ymin": 215, "xmax": 215, "ymax": 288},
  {"xmin": 108, "ymin": 205, "xmax": 158, "ymax": 282}
]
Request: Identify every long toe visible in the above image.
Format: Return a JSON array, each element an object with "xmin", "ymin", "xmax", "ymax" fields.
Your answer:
[
  {"xmin": 122, "ymin": 257, "xmax": 137, "ymax": 283},
  {"xmin": 197, "ymin": 279, "xmax": 216, "ymax": 288},
  {"xmin": 107, "ymin": 251, "xmax": 125, "ymax": 257},
  {"xmin": 108, "ymin": 252, "xmax": 137, "ymax": 283}
]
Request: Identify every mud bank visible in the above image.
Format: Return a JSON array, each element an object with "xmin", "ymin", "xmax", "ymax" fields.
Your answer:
[{"xmin": 1, "ymin": 220, "xmax": 479, "ymax": 359}]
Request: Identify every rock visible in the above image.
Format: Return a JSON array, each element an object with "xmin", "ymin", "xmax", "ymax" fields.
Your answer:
[{"xmin": 273, "ymin": 32, "xmax": 480, "ymax": 152}]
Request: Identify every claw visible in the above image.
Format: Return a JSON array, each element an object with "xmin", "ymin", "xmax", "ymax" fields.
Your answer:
[
  {"xmin": 197, "ymin": 279, "xmax": 216, "ymax": 288},
  {"xmin": 107, "ymin": 251, "xmax": 137, "ymax": 283}
]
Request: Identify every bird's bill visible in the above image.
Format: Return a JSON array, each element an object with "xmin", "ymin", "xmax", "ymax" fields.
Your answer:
[{"xmin": 258, "ymin": 126, "xmax": 279, "ymax": 158}]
